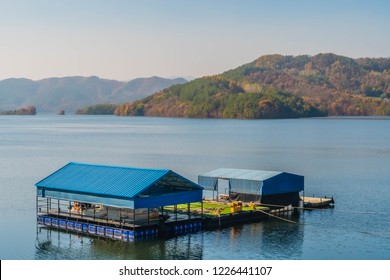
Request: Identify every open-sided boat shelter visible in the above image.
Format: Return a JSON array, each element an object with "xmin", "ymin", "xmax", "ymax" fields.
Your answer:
[
  {"xmin": 35, "ymin": 162, "xmax": 203, "ymax": 241},
  {"xmin": 198, "ymin": 168, "xmax": 304, "ymax": 208}
]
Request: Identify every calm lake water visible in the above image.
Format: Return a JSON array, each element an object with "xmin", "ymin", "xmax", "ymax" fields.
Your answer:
[{"xmin": 0, "ymin": 115, "xmax": 389, "ymax": 260}]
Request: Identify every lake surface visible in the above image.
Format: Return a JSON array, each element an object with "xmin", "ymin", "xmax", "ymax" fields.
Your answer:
[{"xmin": 0, "ymin": 115, "xmax": 389, "ymax": 260}]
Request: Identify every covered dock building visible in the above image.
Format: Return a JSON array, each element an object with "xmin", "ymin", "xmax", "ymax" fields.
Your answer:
[
  {"xmin": 198, "ymin": 168, "xmax": 304, "ymax": 208},
  {"xmin": 35, "ymin": 162, "xmax": 203, "ymax": 241}
]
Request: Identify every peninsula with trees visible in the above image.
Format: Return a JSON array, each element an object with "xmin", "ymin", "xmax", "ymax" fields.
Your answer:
[{"xmin": 0, "ymin": 105, "xmax": 36, "ymax": 115}]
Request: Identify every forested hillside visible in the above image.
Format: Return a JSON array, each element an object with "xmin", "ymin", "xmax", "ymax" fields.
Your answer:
[
  {"xmin": 115, "ymin": 53, "xmax": 390, "ymax": 118},
  {"xmin": 114, "ymin": 77, "xmax": 324, "ymax": 118}
]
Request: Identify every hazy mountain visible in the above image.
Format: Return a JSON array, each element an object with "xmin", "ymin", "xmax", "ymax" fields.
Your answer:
[
  {"xmin": 112, "ymin": 76, "xmax": 187, "ymax": 102},
  {"xmin": 0, "ymin": 76, "xmax": 187, "ymax": 113},
  {"xmin": 115, "ymin": 53, "xmax": 390, "ymax": 118}
]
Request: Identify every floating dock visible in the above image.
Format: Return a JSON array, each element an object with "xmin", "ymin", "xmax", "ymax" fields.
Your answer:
[{"xmin": 35, "ymin": 162, "xmax": 328, "ymax": 242}]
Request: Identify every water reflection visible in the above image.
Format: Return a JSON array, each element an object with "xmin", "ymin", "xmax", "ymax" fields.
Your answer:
[
  {"xmin": 35, "ymin": 226, "xmax": 204, "ymax": 260},
  {"xmin": 203, "ymin": 213, "xmax": 304, "ymax": 259},
  {"xmin": 35, "ymin": 227, "xmax": 93, "ymax": 260}
]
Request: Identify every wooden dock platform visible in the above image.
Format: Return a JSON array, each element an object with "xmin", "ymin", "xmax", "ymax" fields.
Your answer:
[{"xmin": 300, "ymin": 196, "xmax": 334, "ymax": 208}]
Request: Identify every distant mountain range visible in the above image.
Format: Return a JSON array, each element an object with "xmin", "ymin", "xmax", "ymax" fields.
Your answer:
[
  {"xmin": 2, "ymin": 53, "xmax": 389, "ymax": 118},
  {"xmin": 0, "ymin": 76, "xmax": 186, "ymax": 113},
  {"xmin": 115, "ymin": 53, "xmax": 390, "ymax": 118}
]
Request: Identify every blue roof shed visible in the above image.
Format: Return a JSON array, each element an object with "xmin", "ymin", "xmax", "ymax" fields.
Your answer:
[
  {"xmin": 198, "ymin": 168, "xmax": 304, "ymax": 195},
  {"xmin": 35, "ymin": 162, "xmax": 203, "ymax": 209},
  {"xmin": 198, "ymin": 168, "xmax": 304, "ymax": 205}
]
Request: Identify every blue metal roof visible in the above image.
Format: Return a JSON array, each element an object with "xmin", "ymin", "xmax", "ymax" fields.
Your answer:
[
  {"xmin": 35, "ymin": 162, "xmax": 202, "ymax": 201},
  {"xmin": 198, "ymin": 168, "xmax": 304, "ymax": 195}
]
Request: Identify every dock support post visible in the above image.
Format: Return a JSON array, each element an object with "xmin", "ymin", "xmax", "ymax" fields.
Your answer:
[
  {"xmin": 147, "ymin": 208, "xmax": 150, "ymax": 226},
  {"xmin": 133, "ymin": 208, "xmax": 135, "ymax": 226},
  {"xmin": 119, "ymin": 208, "xmax": 122, "ymax": 228},
  {"xmin": 46, "ymin": 198, "xmax": 49, "ymax": 215}
]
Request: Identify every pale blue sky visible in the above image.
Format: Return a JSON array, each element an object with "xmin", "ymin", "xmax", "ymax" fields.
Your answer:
[{"xmin": 0, "ymin": 0, "xmax": 389, "ymax": 81}]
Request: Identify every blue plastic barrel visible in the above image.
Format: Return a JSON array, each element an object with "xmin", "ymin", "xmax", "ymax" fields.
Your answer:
[
  {"xmin": 114, "ymin": 229, "xmax": 122, "ymax": 239},
  {"xmin": 44, "ymin": 217, "xmax": 51, "ymax": 226},
  {"xmin": 51, "ymin": 219, "xmax": 59, "ymax": 228},
  {"xmin": 59, "ymin": 220, "xmax": 67, "ymax": 229},
  {"xmin": 105, "ymin": 228, "xmax": 114, "ymax": 238},
  {"xmin": 75, "ymin": 223, "xmax": 82, "ymax": 231},
  {"xmin": 38, "ymin": 216, "xmax": 45, "ymax": 224},
  {"xmin": 128, "ymin": 231, "xmax": 134, "ymax": 241},
  {"xmin": 66, "ymin": 221, "xmax": 75, "ymax": 230},
  {"xmin": 122, "ymin": 230, "xmax": 129, "ymax": 242},
  {"xmin": 88, "ymin": 225, "xmax": 96, "ymax": 234},
  {"xmin": 97, "ymin": 227, "xmax": 105, "ymax": 236}
]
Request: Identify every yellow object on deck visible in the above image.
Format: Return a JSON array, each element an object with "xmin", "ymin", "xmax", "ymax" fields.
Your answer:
[{"xmin": 230, "ymin": 201, "xmax": 243, "ymax": 213}]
